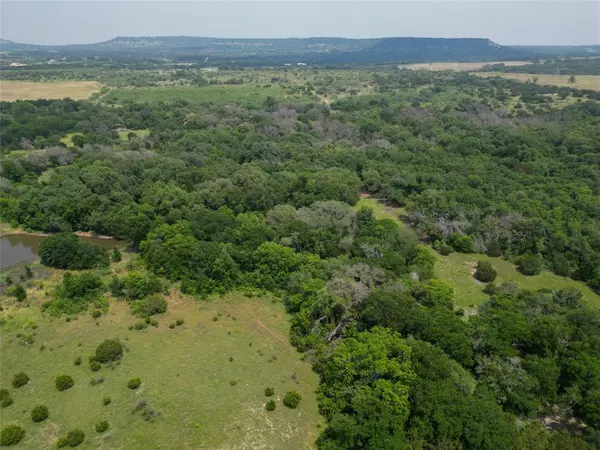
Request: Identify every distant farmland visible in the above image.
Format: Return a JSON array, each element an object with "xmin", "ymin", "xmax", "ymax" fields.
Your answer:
[
  {"xmin": 474, "ymin": 72, "xmax": 600, "ymax": 90},
  {"xmin": 399, "ymin": 61, "xmax": 531, "ymax": 71},
  {"xmin": 0, "ymin": 81, "xmax": 102, "ymax": 101}
]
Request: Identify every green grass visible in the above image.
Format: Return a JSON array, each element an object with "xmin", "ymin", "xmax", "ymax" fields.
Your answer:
[
  {"xmin": 434, "ymin": 252, "xmax": 600, "ymax": 309},
  {"xmin": 59, "ymin": 133, "xmax": 83, "ymax": 148},
  {"xmin": 118, "ymin": 129, "xmax": 150, "ymax": 140},
  {"xmin": 355, "ymin": 197, "xmax": 600, "ymax": 309},
  {"xmin": 354, "ymin": 197, "xmax": 406, "ymax": 224},
  {"xmin": 0, "ymin": 283, "xmax": 321, "ymax": 448},
  {"xmin": 103, "ymin": 84, "xmax": 305, "ymax": 107}
]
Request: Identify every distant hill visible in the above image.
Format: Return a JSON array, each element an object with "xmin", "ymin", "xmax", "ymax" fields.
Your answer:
[
  {"xmin": 510, "ymin": 45, "xmax": 600, "ymax": 57},
  {"xmin": 0, "ymin": 36, "xmax": 535, "ymax": 65}
]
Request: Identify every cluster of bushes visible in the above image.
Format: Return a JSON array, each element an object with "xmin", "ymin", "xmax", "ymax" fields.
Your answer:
[
  {"xmin": 43, "ymin": 273, "xmax": 104, "ymax": 316},
  {"xmin": 39, "ymin": 233, "xmax": 109, "ymax": 270}
]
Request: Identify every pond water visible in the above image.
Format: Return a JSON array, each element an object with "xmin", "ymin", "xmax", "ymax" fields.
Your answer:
[{"xmin": 0, "ymin": 234, "xmax": 120, "ymax": 269}]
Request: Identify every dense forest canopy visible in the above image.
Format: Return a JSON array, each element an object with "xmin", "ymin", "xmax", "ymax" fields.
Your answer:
[{"xmin": 1, "ymin": 67, "xmax": 600, "ymax": 448}]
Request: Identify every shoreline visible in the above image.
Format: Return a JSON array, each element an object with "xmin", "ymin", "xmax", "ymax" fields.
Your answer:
[{"xmin": 0, "ymin": 226, "xmax": 116, "ymax": 240}]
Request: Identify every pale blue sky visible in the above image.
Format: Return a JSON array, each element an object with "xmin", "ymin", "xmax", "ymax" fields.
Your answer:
[{"xmin": 1, "ymin": 1, "xmax": 598, "ymax": 46}]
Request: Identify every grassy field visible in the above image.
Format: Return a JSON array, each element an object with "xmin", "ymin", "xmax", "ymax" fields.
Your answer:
[
  {"xmin": 0, "ymin": 81, "xmax": 102, "ymax": 101},
  {"xmin": 399, "ymin": 61, "xmax": 530, "ymax": 71},
  {"xmin": 355, "ymin": 197, "xmax": 600, "ymax": 309},
  {"xmin": 102, "ymin": 84, "xmax": 306, "ymax": 107},
  {"xmin": 435, "ymin": 252, "xmax": 600, "ymax": 309},
  {"xmin": 0, "ymin": 260, "xmax": 321, "ymax": 449},
  {"xmin": 118, "ymin": 129, "xmax": 150, "ymax": 140},
  {"xmin": 474, "ymin": 72, "xmax": 600, "ymax": 91}
]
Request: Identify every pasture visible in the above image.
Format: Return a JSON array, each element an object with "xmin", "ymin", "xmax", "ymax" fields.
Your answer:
[
  {"xmin": 474, "ymin": 72, "xmax": 600, "ymax": 91},
  {"xmin": 0, "ymin": 81, "xmax": 102, "ymax": 101},
  {"xmin": 0, "ymin": 260, "xmax": 321, "ymax": 449}
]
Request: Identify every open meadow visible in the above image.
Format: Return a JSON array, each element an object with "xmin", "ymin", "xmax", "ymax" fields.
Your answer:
[
  {"xmin": 0, "ymin": 257, "xmax": 321, "ymax": 449},
  {"xmin": 0, "ymin": 81, "xmax": 102, "ymax": 101}
]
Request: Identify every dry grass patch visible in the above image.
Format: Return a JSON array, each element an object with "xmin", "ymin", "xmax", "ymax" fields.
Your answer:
[
  {"xmin": 474, "ymin": 72, "xmax": 600, "ymax": 91},
  {"xmin": 399, "ymin": 61, "xmax": 531, "ymax": 71},
  {"xmin": 0, "ymin": 81, "xmax": 102, "ymax": 101}
]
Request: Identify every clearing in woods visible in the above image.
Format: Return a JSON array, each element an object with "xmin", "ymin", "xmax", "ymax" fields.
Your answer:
[
  {"xmin": 0, "ymin": 81, "xmax": 102, "ymax": 101},
  {"xmin": 355, "ymin": 197, "xmax": 600, "ymax": 309},
  {"xmin": 0, "ymin": 267, "xmax": 321, "ymax": 449},
  {"xmin": 474, "ymin": 72, "xmax": 600, "ymax": 91}
]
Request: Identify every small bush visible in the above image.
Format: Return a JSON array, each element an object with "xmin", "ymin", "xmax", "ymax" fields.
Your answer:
[
  {"xmin": 264, "ymin": 387, "xmax": 275, "ymax": 397},
  {"xmin": 448, "ymin": 233, "xmax": 473, "ymax": 253},
  {"xmin": 31, "ymin": 405, "xmax": 49, "ymax": 422},
  {"xmin": 169, "ymin": 323, "xmax": 175, "ymax": 329},
  {"xmin": 111, "ymin": 247, "xmax": 122, "ymax": 263},
  {"xmin": 95, "ymin": 421, "xmax": 109, "ymax": 433},
  {"xmin": 94, "ymin": 339, "xmax": 123, "ymax": 364},
  {"xmin": 12, "ymin": 372, "xmax": 29, "ymax": 388},
  {"xmin": 73, "ymin": 356, "xmax": 82, "ymax": 366},
  {"xmin": 0, "ymin": 425, "xmax": 25, "ymax": 446},
  {"xmin": 474, "ymin": 260, "xmax": 497, "ymax": 283},
  {"xmin": 57, "ymin": 429, "xmax": 84, "ymax": 448},
  {"xmin": 176, "ymin": 319, "xmax": 184, "ymax": 326},
  {"xmin": 131, "ymin": 294, "xmax": 167, "ymax": 317},
  {"xmin": 90, "ymin": 377, "xmax": 104, "ymax": 386},
  {"xmin": 149, "ymin": 318, "xmax": 158, "ymax": 327},
  {"xmin": 434, "ymin": 241, "xmax": 454, "ymax": 256},
  {"xmin": 92, "ymin": 310, "xmax": 102, "ymax": 319},
  {"xmin": 55, "ymin": 375, "xmax": 74, "ymax": 392},
  {"xmin": 89, "ymin": 361, "xmax": 101, "ymax": 372},
  {"xmin": 265, "ymin": 400, "xmax": 276, "ymax": 411},
  {"xmin": 228, "ymin": 356, "xmax": 233, "ymax": 362},
  {"xmin": 134, "ymin": 321, "xmax": 148, "ymax": 330},
  {"xmin": 128, "ymin": 377, "xmax": 141, "ymax": 390},
  {"xmin": 229, "ymin": 380, "xmax": 238, "ymax": 386},
  {"xmin": 10, "ymin": 284, "xmax": 27, "ymax": 302},
  {"xmin": 283, "ymin": 391, "xmax": 302, "ymax": 409},
  {"xmin": 102, "ymin": 397, "xmax": 111, "ymax": 406},
  {"xmin": 517, "ymin": 254, "xmax": 543, "ymax": 276},
  {"xmin": 0, "ymin": 389, "xmax": 13, "ymax": 409}
]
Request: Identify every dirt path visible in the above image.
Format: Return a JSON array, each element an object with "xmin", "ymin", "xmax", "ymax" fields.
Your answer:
[{"xmin": 255, "ymin": 318, "xmax": 289, "ymax": 346}]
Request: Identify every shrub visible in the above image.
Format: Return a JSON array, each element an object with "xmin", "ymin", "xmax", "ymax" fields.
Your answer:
[
  {"xmin": 128, "ymin": 377, "xmax": 141, "ymax": 389},
  {"xmin": 89, "ymin": 361, "xmax": 101, "ymax": 372},
  {"xmin": 90, "ymin": 377, "xmax": 104, "ymax": 386},
  {"xmin": 176, "ymin": 319, "xmax": 184, "ymax": 326},
  {"xmin": 95, "ymin": 339, "xmax": 123, "ymax": 363},
  {"xmin": 448, "ymin": 233, "xmax": 473, "ymax": 253},
  {"xmin": 283, "ymin": 391, "xmax": 302, "ymax": 409},
  {"xmin": 12, "ymin": 372, "xmax": 29, "ymax": 388},
  {"xmin": 39, "ymin": 233, "xmax": 109, "ymax": 270},
  {"xmin": 434, "ymin": 241, "xmax": 453, "ymax": 256},
  {"xmin": 474, "ymin": 260, "xmax": 497, "ymax": 283},
  {"xmin": 134, "ymin": 321, "xmax": 148, "ymax": 330},
  {"xmin": 131, "ymin": 294, "xmax": 167, "ymax": 317},
  {"xmin": 266, "ymin": 400, "xmax": 276, "ymax": 411},
  {"xmin": 517, "ymin": 254, "xmax": 543, "ymax": 276},
  {"xmin": 109, "ymin": 272, "xmax": 162, "ymax": 300},
  {"xmin": 111, "ymin": 247, "xmax": 122, "ymax": 263},
  {"xmin": 552, "ymin": 254, "xmax": 571, "ymax": 277},
  {"xmin": 102, "ymin": 397, "xmax": 111, "ymax": 406},
  {"xmin": 55, "ymin": 375, "xmax": 74, "ymax": 391},
  {"xmin": 92, "ymin": 310, "xmax": 102, "ymax": 319},
  {"xmin": 57, "ymin": 429, "xmax": 84, "ymax": 448},
  {"xmin": 0, "ymin": 389, "xmax": 13, "ymax": 408},
  {"xmin": 74, "ymin": 356, "xmax": 82, "ymax": 366},
  {"xmin": 0, "ymin": 425, "xmax": 25, "ymax": 446},
  {"xmin": 149, "ymin": 318, "xmax": 158, "ymax": 327},
  {"xmin": 95, "ymin": 421, "xmax": 109, "ymax": 433},
  {"xmin": 229, "ymin": 380, "xmax": 238, "ymax": 386},
  {"xmin": 10, "ymin": 284, "xmax": 27, "ymax": 302},
  {"xmin": 169, "ymin": 323, "xmax": 175, "ymax": 329},
  {"xmin": 44, "ymin": 273, "xmax": 104, "ymax": 316},
  {"xmin": 31, "ymin": 405, "xmax": 49, "ymax": 422},
  {"xmin": 264, "ymin": 387, "xmax": 275, "ymax": 397}
]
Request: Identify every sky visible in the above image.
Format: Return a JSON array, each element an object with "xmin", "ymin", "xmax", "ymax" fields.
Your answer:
[{"xmin": 1, "ymin": 0, "xmax": 598, "ymax": 46}]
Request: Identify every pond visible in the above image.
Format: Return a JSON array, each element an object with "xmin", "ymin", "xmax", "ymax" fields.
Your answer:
[{"xmin": 0, "ymin": 234, "xmax": 120, "ymax": 270}]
